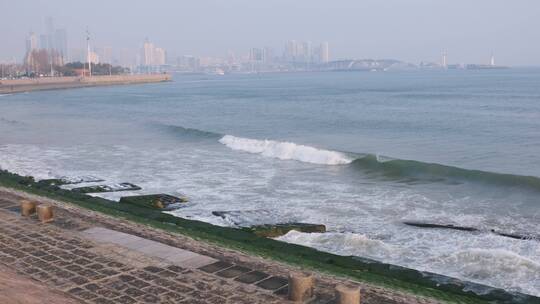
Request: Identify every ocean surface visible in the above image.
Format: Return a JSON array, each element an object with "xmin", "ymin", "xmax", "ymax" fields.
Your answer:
[{"xmin": 1, "ymin": 69, "xmax": 539, "ymax": 296}]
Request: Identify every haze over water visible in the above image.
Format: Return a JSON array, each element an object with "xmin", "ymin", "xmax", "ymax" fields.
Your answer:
[{"xmin": 1, "ymin": 69, "xmax": 540, "ymax": 296}]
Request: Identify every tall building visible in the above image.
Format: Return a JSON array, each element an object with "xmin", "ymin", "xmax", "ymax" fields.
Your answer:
[
  {"xmin": 302, "ymin": 41, "xmax": 312, "ymax": 63},
  {"xmin": 141, "ymin": 40, "xmax": 166, "ymax": 66},
  {"xmin": 263, "ymin": 47, "xmax": 273, "ymax": 63},
  {"xmin": 154, "ymin": 48, "xmax": 166, "ymax": 65},
  {"xmin": 490, "ymin": 53, "xmax": 495, "ymax": 66},
  {"xmin": 442, "ymin": 51, "xmax": 448, "ymax": 68},
  {"xmin": 54, "ymin": 28, "xmax": 68, "ymax": 61},
  {"xmin": 142, "ymin": 41, "xmax": 154, "ymax": 66},
  {"xmin": 45, "ymin": 17, "xmax": 55, "ymax": 52},
  {"xmin": 285, "ymin": 40, "xmax": 299, "ymax": 61},
  {"xmin": 319, "ymin": 42, "xmax": 329, "ymax": 63},
  {"xmin": 39, "ymin": 34, "xmax": 49, "ymax": 50},
  {"xmin": 249, "ymin": 48, "xmax": 266, "ymax": 62},
  {"xmin": 25, "ymin": 32, "xmax": 38, "ymax": 53}
]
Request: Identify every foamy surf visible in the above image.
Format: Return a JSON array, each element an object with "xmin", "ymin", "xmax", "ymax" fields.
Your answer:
[
  {"xmin": 219, "ymin": 135, "xmax": 353, "ymax": 165},
  {"xmin": 277, "ymin": 230, "xmax": 540, "ymax": 297}
]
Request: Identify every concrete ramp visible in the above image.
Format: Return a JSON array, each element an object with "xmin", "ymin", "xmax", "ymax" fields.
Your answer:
[{"xmin": 82, "ymin": 227, "xmax": 217, "ymax": 268}]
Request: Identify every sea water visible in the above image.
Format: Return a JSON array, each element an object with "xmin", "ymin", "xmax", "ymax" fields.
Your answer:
[{"xmin": 1, "ymin": 69, "xmax": 539, "ymax": 296}]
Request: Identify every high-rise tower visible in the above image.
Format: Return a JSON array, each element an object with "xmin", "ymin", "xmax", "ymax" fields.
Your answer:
[
  {"xmin": 442, "ymin": 51, "xmax": 448, "ymax": 68},
  {"xmin": 319, "ymin": 42, "xmax": 329, "ymax": 63}
]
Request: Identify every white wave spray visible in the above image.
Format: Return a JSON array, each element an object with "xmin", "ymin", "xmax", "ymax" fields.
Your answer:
[{"xmin": 219, "ymin": 135, "xmax": 353, "ymax": 165}]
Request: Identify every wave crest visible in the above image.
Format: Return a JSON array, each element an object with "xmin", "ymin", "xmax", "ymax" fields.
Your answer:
[{"xmin": 219, "ymin": 135, "xmax": 354, "ymax": 165}]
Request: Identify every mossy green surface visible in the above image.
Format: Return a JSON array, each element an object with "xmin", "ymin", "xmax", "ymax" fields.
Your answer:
[
  {"xmin": 243, "ymin": 223, "xmax": 327, "ymax": 238},
  {"xmin": 1, "ymin": 169, "xmax": 537, "ymax": 304},
  {"xmin": 120, "ymin": 194, "xmax": 187, "ymax": 210}
]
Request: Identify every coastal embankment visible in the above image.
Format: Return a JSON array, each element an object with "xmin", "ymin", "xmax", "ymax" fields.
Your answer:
[
  {"xmin": 0, "ymin": 74, "xmax": 171, "ymax": 94},
  {"xmin": 0, "ymin": 169, "xmax": 537, "ymax": 304}
]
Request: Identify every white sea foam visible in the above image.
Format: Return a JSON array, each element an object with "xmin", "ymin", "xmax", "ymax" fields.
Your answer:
[
  {"xmin": 438, "ymin": 248, "xmax": 540, "ymax": 294},
  {"xmin": 277, "ymin": 231, "xmax": 396, "ymax": 260},
  {"xmin": 2, "ymin": 142, "xmax": 540, "ymax": 297},
  {"xmin": 219, "ymin": 135, "xmax": 353, "ymax": 165}
]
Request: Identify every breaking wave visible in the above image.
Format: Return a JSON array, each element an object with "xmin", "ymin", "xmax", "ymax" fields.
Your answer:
[
  {"xmin": 163, "ymin": 124, "xmax": 540, "ymax": 190},
  {"xmin": 219, "ymin": 135, "xmax": 354, "ymax": 165},
  {"xmin": 163, "ymin": 125, "xmax": 222, "ymax": 140},
  {"xmin": 351, "ymin": 155, "xmax": 540, "ymax": 191}
]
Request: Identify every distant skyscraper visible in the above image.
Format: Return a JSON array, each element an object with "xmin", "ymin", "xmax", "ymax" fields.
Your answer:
[
  {"xmin": 319, "ymin": 42, "xmax": 329, "ymax": 63},
  {"xmin": 285, "ymin": 40, "xmax": 298, "ymax": 61},
  {"xmin": 249, "ymin": 48, "xmax": 265, "ymax": 62},
  {"xmin": 141, "ymin": 40, "xmax": 166, "ymax": 67},
  {"xmin": 154, "ymin": 47, "xmax": 166, "ymax": 65},
  {"xmin": 39, "ymin": 34, "xmax": 49, "ymax": 50},
  {"xmin": 263, "ymin": 47, "xmax": 273, "ymax": 63},
  {"xmin": 45, "ymin": 17, "xmax": 55, "ymax": 52},
  {"xmin": 25, "ymin": 32, "xmax": 38, "ymax": 53},
  {"xmin": 490, "ymin": 53, "xmax": 495, "ymax": 66},
  {"xmin": 303, "ymin": 41, "xmax": 312, "ymax": 63},
  {"xmin": 54, "ymin": 29, "xmax": 68, "ymax": 61},
  {"xmin": 442, "ymin": 51, "xmax": 448, "ymax": 68},
  {"xmin": 143, "ymin": 41, "xmax": 154, "ymax": 66}
]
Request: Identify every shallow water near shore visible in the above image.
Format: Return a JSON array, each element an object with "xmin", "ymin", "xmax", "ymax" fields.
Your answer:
[{"xmin": 1, "ymin": 70, "xmax": 540, "ymax": 296}]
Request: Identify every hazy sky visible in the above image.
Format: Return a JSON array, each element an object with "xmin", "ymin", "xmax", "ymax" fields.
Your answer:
[{"xmin": 1, "ymin": 0, "xmax": 539, "ymax": 65}]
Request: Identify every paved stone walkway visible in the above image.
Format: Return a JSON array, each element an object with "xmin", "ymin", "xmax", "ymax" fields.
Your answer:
[
  {"xmin": 0, "ymin": 264, "xmax": 80, "ymax": 304},
  {"xmin": 0, "ymin": 188, "xmax": 440, "ymax": 304}
]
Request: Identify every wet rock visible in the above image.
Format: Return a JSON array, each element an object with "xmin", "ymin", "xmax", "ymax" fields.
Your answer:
[
  {"xmin": 243, "ymin": 223, "xmax": 326, "ymax": 238},
  {"xmin": 38, "ymin": 176, "xmax": 104, "ymax": 186},
  {"xmin": 72, "ymin": 183, "xmax": 141, "ymax": 193},
  {"xmin": 120, "ymin": 194, "xmax": 188, "ymax": 210}
]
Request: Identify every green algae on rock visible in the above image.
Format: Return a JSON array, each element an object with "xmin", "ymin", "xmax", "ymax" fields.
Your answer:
[{"xmin": 120, "ymin": 194, "xmax": 188, "ymax": 211}]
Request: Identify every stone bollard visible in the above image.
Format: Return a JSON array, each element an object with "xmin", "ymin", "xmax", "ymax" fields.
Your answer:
[
  {"xmin": 288, "ymin": 272, "xmax": 314, "ymax": 302},
  {"xmin": 36, "ymin": 205, "xmax": 54, "ymax": 223},
  {"xmin": 335, "ymin": 284, "xmax": 361, "ymax": 304},
  {"xmin": 20, "ymin": 200, "xmax": 37, "ymax": 216}
]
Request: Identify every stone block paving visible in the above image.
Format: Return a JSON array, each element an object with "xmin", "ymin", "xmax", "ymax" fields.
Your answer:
[
  {"xmin": 0, "ymin": 204, "xmax": 289, "ymax": 303},
  {"xmin": 0, "ymin": 189, "xmax": 442, "ymax": 304}
]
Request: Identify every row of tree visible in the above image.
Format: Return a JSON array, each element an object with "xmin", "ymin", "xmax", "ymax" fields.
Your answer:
[
  {"xmin": 23, "ymin": 49, "xmax": 129, "ymax": 77},
  {"xmin": 57, "ymin": 62, "xmax": 130, "ymax": 76}
]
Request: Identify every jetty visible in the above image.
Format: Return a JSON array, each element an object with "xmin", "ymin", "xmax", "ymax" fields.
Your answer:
[{"xmin": 0, "ymin": 74, "xmax": 171, "ymax": 94}]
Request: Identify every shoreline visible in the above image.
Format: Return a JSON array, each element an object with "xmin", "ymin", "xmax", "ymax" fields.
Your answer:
[
  {"xmin": 0, "ymin": 169, "xmax": 537, "ymax": 303},
  {"xmin": 0, "ymin": 74, "xmax": 171, "ymax": 94}
]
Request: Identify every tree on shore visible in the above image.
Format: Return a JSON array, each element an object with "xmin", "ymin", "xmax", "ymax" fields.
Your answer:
[{"xmin": 57, "ymin": 62, "xmax": 130, "ymax": 76}]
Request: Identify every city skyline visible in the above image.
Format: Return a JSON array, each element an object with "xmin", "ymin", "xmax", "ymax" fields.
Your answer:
[
  {"xmin": 1, "ymin": 0, "xmax": 539, "ymax": 66},
  {"xmin": 12, "ymin": 22, "xmax": 511, "ymax": 70}
]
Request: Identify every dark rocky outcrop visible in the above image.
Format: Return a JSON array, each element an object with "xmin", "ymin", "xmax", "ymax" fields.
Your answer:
[
  {"xmin": 120, "ymin": 194, "xmax": 188, "ymax": 211},
  {"xmin": 72, "ymin": 182, "xmax": 141, "ymax": 193},
  {"xmin": 242, "ymin": 223, "xmax": 327, "ymax": 238},
  {"xmin": 38, "ymin": 176, "xmax": 104, "ymax": 186},
  {"xmin": 404, "ymin": 221, "xmax": 539, "ymax": 241}
]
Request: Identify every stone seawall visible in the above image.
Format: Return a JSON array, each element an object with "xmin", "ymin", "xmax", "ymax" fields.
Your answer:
[{"xmin": 0, "ymin": 74, "xmax": 171, "ymax": 94}]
